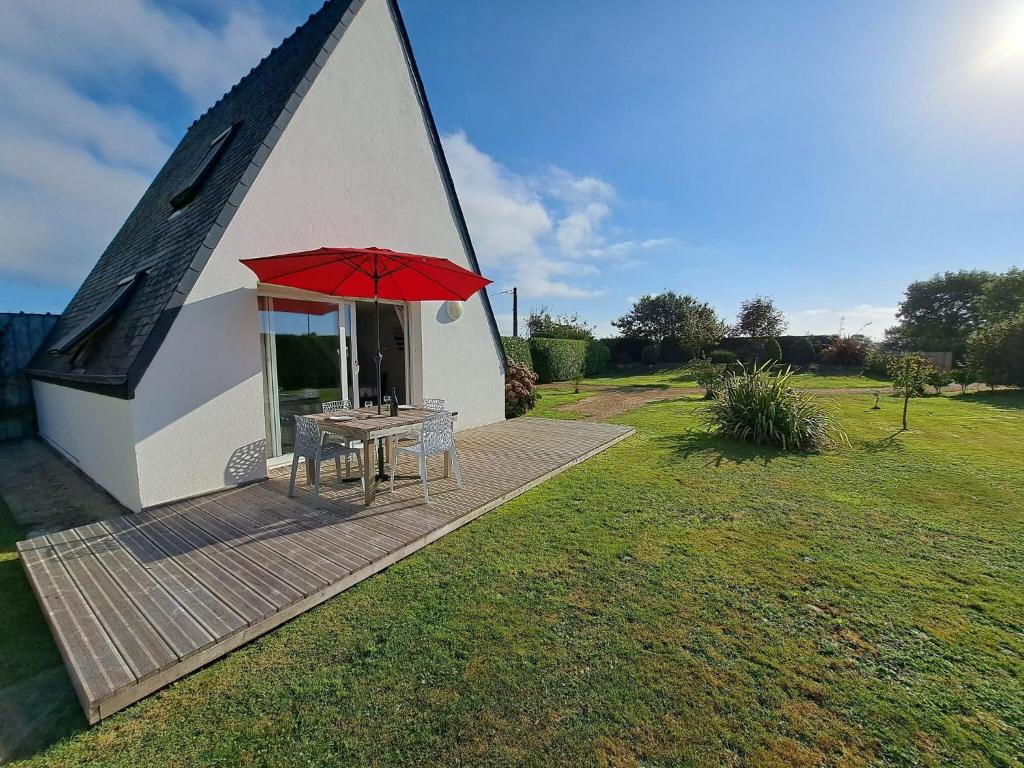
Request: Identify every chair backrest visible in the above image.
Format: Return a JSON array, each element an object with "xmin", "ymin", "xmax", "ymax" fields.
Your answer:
[
  {"xmin": 419, "ymin": 411, "xmax": 454, "ymax": 455},
  {"xmin": 293, "ymin": 415, "xmax": 323, "ymax": 459},
  {"xmin": 322, "ymin": 399, "xmax": 351, "ymax": 413},
  {"xmin": 422, "ymin": 398, "xmax": 445, "ymax": 411}
]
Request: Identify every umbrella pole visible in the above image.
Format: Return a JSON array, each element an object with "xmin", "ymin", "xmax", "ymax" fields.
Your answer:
[{"xmin": 374, "ymin": 269, "xmax": 386, "ymax": 480}]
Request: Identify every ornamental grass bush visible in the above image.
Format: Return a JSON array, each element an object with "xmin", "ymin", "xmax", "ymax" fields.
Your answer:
[
  {"xmin": 504, "ymin": 358, "xmax": 538, "ymax": 418},
  {"xmin": 702, "ymin": 362, "xmax": 846, "ymax": 451}
]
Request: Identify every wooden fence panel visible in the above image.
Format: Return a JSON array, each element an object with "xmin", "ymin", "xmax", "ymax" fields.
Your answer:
[{"xmin": 0, "ymin": 312, "xmax": 59, "ymax": 441}]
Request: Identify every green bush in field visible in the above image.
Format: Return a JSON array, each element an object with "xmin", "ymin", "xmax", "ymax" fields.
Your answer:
[
  {"xmin": 640, "ymin": 344, "xmax": 660, "ymax": 365},
  {"xmin": 863, "ymin": 348, "xmax": 893, "ymax": 377},
  {"xmin": 688, "ymin": 357, "xmax": 725, "ymax": 399},
  {"xmin": 951, "ymin": 363, "xmax": 977, "ymax": 394},
  {"xmin": 585, "ymin": 341, "xmax": 611, "ymax": 376},
  {"xmin": 530, "ymin": 337, "xmax": 588, "ymax": 383},
  {"xmin": 501, "ymin": 336, "xmax": 533, "ymax": 371},
  {"xmin": 702, "ymin": 362, "xmax": 846, "ymax": 451},
  {"xmin": 709, "ymin": 349, "xmax": 737, "ymax": 365},
  {"xmin": 926, "ymin": 368, "xmax": 954, "ymax": 394},
  {"xmin": 765, "ymin": 337, "xmax": 783, "ymax": 363}
]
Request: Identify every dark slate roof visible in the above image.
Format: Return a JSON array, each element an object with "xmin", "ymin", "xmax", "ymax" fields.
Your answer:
[
  {"xmin": 26, "ymin": 0, "xmax": 363, "ymax": 397},
  {"xmin": 27, "ymin": 0, "xmax": 506, "ymax": 399}
]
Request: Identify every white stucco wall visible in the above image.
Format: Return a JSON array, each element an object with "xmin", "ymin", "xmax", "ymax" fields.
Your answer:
[
  {"xmin": 33, "ymin": 380, "xmax": 142, "ymax": 511},
  {"xmin": 130, "ymin": 0, "xmax": 503, "ymax": 508}
]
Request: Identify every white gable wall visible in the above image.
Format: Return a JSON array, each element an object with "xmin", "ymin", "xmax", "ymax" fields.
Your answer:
[{"xmin": 130, "ymin": 0, "xmax": 503, "ymax": 509}]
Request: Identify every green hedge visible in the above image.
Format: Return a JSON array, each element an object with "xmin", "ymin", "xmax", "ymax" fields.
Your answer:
[
  {"xmin": 501, "ymin": 336, "xmax": 533, "ymax": 370},
  {"xmin": 585, "ymin": 341, "xmax": 611, "ymax": 376},
  {"xmin": 530, "ymin": 337, "xmax": 589, "ymax": 383}
]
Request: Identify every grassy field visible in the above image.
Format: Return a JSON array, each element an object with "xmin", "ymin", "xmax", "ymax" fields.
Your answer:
[
  {"xmin": 5, "ymin": 391, "xmax": 1023, "ymax": 766},
  {"xmin": 540, "ymin": 364, "xmax": 890, "ymax": 392}
]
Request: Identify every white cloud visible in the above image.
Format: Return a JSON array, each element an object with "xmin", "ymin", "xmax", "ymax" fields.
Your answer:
[
  {"xmin": 784, "ymin": 304, "xmax": 898, "ymax": 339},
  {"xmin": 0, "ymin": 0, "xmax": 288, "ymax": 288},
  {"xmin": 0, "ymin": 0, "xmax": 282, "ymax": 107},
  {"xmin": 442, "ymin": 130, "xmax": 672, "ymax": 299}
]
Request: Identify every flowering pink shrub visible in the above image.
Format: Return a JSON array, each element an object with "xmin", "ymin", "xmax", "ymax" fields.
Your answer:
[{"xmin": 505, "ymin": 358, "xmax": 539, "ymax": 418}]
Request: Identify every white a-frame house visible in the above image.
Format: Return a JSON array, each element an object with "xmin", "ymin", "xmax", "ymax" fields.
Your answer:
[{"xmin": 27, "ymin": 0, "xmax": 506, "ymax": 512}]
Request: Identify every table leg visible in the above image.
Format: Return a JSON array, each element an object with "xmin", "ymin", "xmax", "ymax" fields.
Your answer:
[
  {"xmin": 305, "ymin": 457, "xmax": 314, "ymax": 485},
  {"xmin": 443, "ymin": 451, "xmax": 451, "ymax": 479},
  {"xmin": 363, "ymin": 439, "xmax": 375, "ymax": 506}
]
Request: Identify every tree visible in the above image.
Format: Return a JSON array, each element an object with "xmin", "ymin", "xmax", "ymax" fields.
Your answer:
[
  {"xmin": 526, "ymin": 307, "xmax": 593, "ymax": 340},
  {"xmin": 888, "ymin": 353, "xmax": 935, "ymax": 430},
  {"xmin": 979, "ymin": 267, "xmax": 1024, "ymax": 323},
  {"xmin": 613, "ymin": 292, "xmax": 727, "ymax": 357},
  {"xmin": 888, "ymin": 270, "xmax": 994, "ymax": 354},
  {"xmin": 733, "ymin": 296, "xmax": 787, "ymax": 338},
  {"xmin": 951, "ymin": 363, "xmax": 977, "ymax": 394},
  {"xmin": 926, "ymin": 368, "xmax": 953, "ymax": 394},
  {"xmin": 966, "ymin": 309, "xmax": 1024, "ymax": 388}
]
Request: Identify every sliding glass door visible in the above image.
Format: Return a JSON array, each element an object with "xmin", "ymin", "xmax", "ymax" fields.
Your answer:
[{"xmin": 258, "ymin": 296, "xmax": 356, "ymax": 459}]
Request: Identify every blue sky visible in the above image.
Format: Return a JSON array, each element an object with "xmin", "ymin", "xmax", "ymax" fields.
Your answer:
[{"xmin": 2, "ymin": 0, "xmax": 1022, "ymax": 338}]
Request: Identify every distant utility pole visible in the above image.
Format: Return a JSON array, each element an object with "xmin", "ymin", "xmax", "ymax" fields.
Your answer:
[{"xmin": 500, "ymin": 286, "xmax": 519, "ymax": 336}]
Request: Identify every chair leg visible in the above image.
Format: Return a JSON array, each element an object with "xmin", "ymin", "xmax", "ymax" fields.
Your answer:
[
  {"xmin": 335, "ymin": 456, "xmax": 342, "ymax": 480},
  {"xmin": 313, "ymin": 460, "xmax": 322, "ymax": 508},
  {"xmin": 449, "ymin": 445, "xmax": 464, "ymax": 489},
  {"xmin": 389, "ymin": 445, "xmax": 399, "ymax": 493},
  {"xmin": 419, "ymin": 454, "xmax": 430, "ymax": 504},
  {"xmin": 356, "ymin": 450, "xmax": 365, "ymax": 491},
  {"xmin": 345, "ymin": 453, "xmax": 352, "ymax": 478},
  {"xmin": 288, "ymin": 454, "xmax": 300, "ymax": 497}
]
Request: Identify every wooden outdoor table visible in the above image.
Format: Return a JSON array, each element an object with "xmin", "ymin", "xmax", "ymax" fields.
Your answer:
[{"xmin": 309, "ymin": 408, "xmax": 457, "ymax": 505}]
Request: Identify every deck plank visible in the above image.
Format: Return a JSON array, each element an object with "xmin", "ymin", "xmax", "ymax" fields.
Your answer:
[
  {"xmin": 20, "ymin": 418, "xmax": 634, "ymax": 724},
  {"xmin": 70, "ymin": 523, "xmax": 214, "ymax": 660},
  {"xmin": 99, "ymin": 516, "xmax": 247, "ymax": 639},
  {"xmin": 47, "ymin": 530, "xmax": 178, "ymax": 682}
]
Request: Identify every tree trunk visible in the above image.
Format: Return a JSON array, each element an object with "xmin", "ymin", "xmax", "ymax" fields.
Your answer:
[{"xmin": 902, "ymin": 394, "xmax": 909, "ymax": 431}]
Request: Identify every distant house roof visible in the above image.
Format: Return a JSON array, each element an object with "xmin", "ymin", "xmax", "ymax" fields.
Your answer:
[{"xmin": 27, "ymin": 0, "xmax": 503, "ymax": 398}]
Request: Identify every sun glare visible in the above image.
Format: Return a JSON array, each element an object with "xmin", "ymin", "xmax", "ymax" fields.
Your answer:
[{"xmin": 978, "ymin": 1, "xmax": 1024, "ymax": 70}]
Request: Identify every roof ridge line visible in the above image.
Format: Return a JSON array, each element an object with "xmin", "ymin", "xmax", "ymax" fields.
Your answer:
[{"xmin": 188, "ymin": 0, "xmax": 336, "ymax": 129}]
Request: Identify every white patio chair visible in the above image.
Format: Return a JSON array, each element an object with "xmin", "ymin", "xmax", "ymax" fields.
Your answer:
[
  {"xmin": 392, "ymin": 397, "xmax": 446, "ymax": 449},
  {"xmin": 289, "ymin": 415, "xmax": 363, "ymax": 507},
  {"xmin": 322, "ymin": 398, "xmax": 362, "ymax": 463},
  {"xmin": 388, "ymin": 411, "xmax": 462, "ymax": 504}
]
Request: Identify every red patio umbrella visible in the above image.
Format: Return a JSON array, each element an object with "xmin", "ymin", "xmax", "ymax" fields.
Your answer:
[{"xmin": 240, "ymin": 247, "xmax": 492, "ymax": 416}]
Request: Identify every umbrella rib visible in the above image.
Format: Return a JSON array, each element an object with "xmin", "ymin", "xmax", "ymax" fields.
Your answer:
[
  {"xmin": 400, "ymin": 260, "xmax": 470, "ymax": 299},
  {"xmin": 330, "ymin": 260, "xmax": 366, "ymax": 295}
]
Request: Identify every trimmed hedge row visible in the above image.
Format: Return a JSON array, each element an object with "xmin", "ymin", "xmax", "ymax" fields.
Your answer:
[
  {"xmin": 531, "ymin": 338, "xmax": 589, "ymax": 383},
  {"xmin": 501, "ymin": 336, "xmax": 612, "ymax": 382},
  {"xmin": 501, "ymin": 336, "xmax": 533, "ymax": 370},
  {"xmin": 585, "ymin": 341, "xmax": 611, "ymax": 376}
]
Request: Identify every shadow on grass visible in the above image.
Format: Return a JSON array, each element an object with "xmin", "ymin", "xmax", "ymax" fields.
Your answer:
[
  {"xmin": 951, "ymin": 390, "xmax": 1024, "ymax": 412},
  {"xmin": 658, "ymin": 429, "xmax": 783, "ymax": 467},
  {"xmin": 0, "ymin": 504, "xmax": 85, "ymax": 761},
  {"xmin": 859, "ymin": 430, "xmax": 907, "ymax": 454}
]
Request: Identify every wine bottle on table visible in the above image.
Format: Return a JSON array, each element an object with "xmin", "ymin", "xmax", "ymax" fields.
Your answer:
[{"xmin": 389, "ymin": 388, "xmax": 399, "ymax": 417}]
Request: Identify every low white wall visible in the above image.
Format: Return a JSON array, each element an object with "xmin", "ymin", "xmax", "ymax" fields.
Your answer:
[{"xmin": 33, "ymin": 380, "xmax": 142, "ymax": 511}]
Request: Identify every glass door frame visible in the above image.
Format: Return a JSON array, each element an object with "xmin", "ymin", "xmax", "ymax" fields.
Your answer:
[{"xmin": 256, "ymin": 285, "xmax": 409, "ymax": 467}]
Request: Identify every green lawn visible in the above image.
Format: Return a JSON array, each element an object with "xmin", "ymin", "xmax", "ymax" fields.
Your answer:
[
  {"xmin": 7, "ymin": 391, "xmax": 1024, "ymax": 766},
  {"xmin": 542, "ymin": 363, "xmax": 889, "ymax": 392}
]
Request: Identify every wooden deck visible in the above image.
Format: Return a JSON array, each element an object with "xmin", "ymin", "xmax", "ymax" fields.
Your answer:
[{"xmin": 18, "ymin": 417, "xmax": 633, "ymax": 724}]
